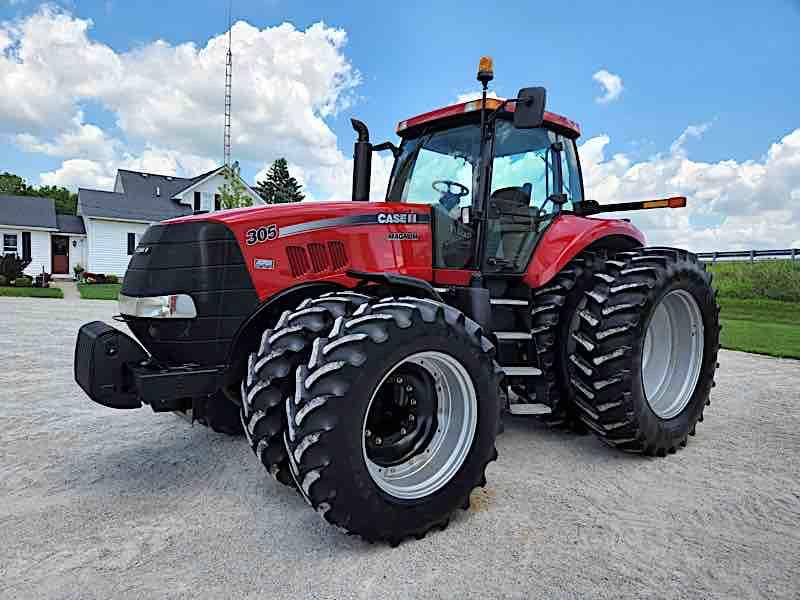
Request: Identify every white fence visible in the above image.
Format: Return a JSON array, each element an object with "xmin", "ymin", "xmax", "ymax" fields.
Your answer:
[{"xmin": 696, "ymin": 249, "xmax": 798, "ymax": 263}]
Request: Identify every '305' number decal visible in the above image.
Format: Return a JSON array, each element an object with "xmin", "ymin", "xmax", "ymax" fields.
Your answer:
[{"xmin": 245, "ymin": 224, "xmax": 278, "ymax": 245}]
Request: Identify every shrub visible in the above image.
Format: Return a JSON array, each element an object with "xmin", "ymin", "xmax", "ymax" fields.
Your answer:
[
  {"xmin": 83, "ymin": 271, "xmax": 107, "ymax": 284},
  {"xmin": 14, "ymin": 275, "xmax": 33, "ymax": 287},
  {"xmin": 0, "ymin": 274, "xmax": 7, "ymax": 286},
  {"xmin": 105, "ymin": 274, "xmax": 119, "ymax": 284},
  {"xmin": 73, "ymin": 263, "xmax": 84, "ymax": 277},
  {"xmin": 33, "ymin": 271, "xmax": 51, "ymax": 288},
  {"xmin": 0, "ymin": 254, "xmax": 31, "ymax": 281}
]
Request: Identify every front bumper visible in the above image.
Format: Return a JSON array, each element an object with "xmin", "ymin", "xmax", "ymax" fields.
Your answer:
[{"xmin": 74, "ymin": 321, "xmax": 224, "ymax": 411}]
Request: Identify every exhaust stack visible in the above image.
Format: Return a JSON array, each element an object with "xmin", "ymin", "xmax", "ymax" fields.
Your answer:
[{"xmin": 351, "ymin": 118, "xmax": 372, "ymax": 202}]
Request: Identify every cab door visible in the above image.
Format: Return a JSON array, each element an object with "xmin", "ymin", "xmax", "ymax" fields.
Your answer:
[{"xmin": 483, "ymin": 121, "xmax": 582, "ymax": 274}]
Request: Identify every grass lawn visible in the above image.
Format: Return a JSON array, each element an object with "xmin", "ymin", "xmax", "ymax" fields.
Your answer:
[
  {"xmin": 78, "ymin": 283, "xmax": 122, "ymax": 300},
  {"xmin": 718, "ymin": 298, "xmax": 799, "ymax": 359},
  {"xmin": 0, "ymin": 286, "xmax": 63, "ymax": 298}
]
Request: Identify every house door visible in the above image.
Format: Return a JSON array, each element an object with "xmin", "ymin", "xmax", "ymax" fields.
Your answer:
[{"xmin": 51, "ymin": 236, "xmax": 69, "ymax": 274}]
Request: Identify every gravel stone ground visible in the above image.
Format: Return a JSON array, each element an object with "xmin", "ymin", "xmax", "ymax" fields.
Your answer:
[{"xmin": 1, "ymin": 296, "xmax": 798, "ymax": 599}]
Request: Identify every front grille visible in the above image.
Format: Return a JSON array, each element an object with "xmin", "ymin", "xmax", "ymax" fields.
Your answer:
[
  {"xmin": 287, "ymin": 245, "xmax": 311, "ymax": 277},
  {"xmin": 121, "ymin": 221, "xmax": 259, "ymax": 366},
  {"xmin": 286, "ymin": 241, "xmax": 349, "ymax": 277},
  {"xmin": 307, "ymin": 243, "xmax": 329, "ymax": 272},
  {"xmin": 328, "ymin": 241, "xmax": 349, "ymax": 270}
]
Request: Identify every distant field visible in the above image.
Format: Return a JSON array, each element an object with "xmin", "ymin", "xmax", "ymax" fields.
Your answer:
[
  {"xmin": 708, "ymin": 259, "xmax": 800, "ymax": 302},
  {"xmin": 702, "ymin": 260, "xmax": 798, "ymax": 358},
  {"xmin": 77, "ymin": 283, "xmax": 121, "ymax": 300}
]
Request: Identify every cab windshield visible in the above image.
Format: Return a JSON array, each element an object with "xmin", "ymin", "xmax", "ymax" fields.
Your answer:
[{"xmin": 386, "ymin": 118, "xmax": 582, "ymax": 271}]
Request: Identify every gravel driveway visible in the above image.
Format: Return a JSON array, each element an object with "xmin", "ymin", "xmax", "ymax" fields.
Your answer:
[{"xmin": 1, "ymin": 296, "xmax": 798, "ymax": 599}]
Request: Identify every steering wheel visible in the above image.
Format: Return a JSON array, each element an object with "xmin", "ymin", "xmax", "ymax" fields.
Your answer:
[{"xmin": 432, "ymin": 180, "xmax": 469, "ymax": 198}]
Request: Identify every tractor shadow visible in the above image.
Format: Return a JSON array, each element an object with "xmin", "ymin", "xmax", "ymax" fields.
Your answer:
[{"xmin": 499, "ymin": 413, "xmax": 644, "ymax": 466}]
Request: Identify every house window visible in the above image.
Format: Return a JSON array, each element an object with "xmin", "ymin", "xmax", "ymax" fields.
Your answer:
[
  {"xmin": 214, "ymin": 194, "xmax": 221, "ymax": 211},
  {"xmin": 194, "ymin": 191, "xmax": 201, "ymax": 211},
  {"xmin": 22, "ymin": 232, "xmax": 31, "ymax": 261},
  {"xmin": 3, "ymin": 233, "xmax": 17, "ymax": 255},
  {"xmin": 127, "ymin": 232, "xmax": 136, "ymax": 255}
]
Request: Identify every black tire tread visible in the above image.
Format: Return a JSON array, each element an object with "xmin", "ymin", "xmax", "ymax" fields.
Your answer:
[
  {"xmin": 567, "ymin": 247, "xmax": 720, "ymax": 455},
  {"xmin": 241, "ymin": 291, "xmax": 371, "ymax": 485},
  {"xmin": 286, "ymin": 296, "xmax": 503, "ymax": 544}
]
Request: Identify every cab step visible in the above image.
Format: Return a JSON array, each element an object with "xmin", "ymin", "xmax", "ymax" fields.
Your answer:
[
  {"xmin": 490, "ymin": 298, "xmax": 528, "ymax": 306},
  {"xmin": 501, "ymin": 366, "xmax": 543, "ymax": 377},
  {"xmin": 495, "ymin": 331, "xmax": 532, "ymax": 340},
  {"xmin": 508, "ymin": 403, "xmax": 552, "ymax": 416}
]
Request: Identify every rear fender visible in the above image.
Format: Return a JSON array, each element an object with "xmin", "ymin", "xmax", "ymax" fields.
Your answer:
[{"xmin": 524, "ymin": 214, "xmax": 645, "ymax": 288}]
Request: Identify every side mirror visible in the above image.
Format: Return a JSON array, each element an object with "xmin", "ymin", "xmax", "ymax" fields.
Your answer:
[{"xmin": 513, "ymin": 87, "xmax": 547, "ymax": 129}]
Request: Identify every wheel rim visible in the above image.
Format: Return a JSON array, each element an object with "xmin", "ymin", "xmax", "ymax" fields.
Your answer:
[
  {"xmin": 642, "ymin": 289, "xmax": 705, "ymax": 419},
  {"xmin": 362, "ymin": 351, "xmax": 477, "ymax": 500}
]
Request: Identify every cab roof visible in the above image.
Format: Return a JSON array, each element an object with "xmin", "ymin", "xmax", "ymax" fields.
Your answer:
[{"xmin": 397, "ymin": 98, "xmax": 581, "ymax": 139}]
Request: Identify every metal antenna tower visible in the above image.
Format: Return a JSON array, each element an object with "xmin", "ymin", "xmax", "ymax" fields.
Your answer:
[{"xmin": 223, "ymin": 1, "xmax": 233, "ymax": 168}]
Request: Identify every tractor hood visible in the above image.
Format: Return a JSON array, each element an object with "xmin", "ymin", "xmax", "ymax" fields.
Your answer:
[{"xmin": 165, "ymin": 200, "xmax": 366, "ymax": 228}]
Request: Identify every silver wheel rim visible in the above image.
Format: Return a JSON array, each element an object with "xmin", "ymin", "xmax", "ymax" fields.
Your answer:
[
  {"xmin": 363, "ymin": 351, "xmax": 478, "ymax": 500},
  {"xmin": 642, "ymin": 289, "xmax": 705, "ymax": 419}
]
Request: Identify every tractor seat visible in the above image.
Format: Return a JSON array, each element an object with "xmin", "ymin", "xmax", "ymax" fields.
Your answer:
[
  {"xmin": 489, "ymin": 184, "xmax": 537, "ymax": 263},
  {"xmin": 490, "ymin": 184, "xmax": 532, "ymax": 212}
]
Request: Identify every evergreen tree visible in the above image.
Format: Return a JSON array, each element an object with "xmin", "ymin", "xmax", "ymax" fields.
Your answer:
[{"xmin": 255, "ymin": 158, "xmax": 305, "ymax": 204}]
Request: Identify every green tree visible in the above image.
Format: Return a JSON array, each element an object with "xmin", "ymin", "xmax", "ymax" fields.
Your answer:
[
  {"xmin": 217, "ymin": 163, "xmax": 254, "ymax": 210},
  {"xmin": 0, "ymin": 172, "xmax": 29, "ymax": 195},
  {"xmin": 0, "ymin": 171, "xmax": 77, "ymax": 215},
  {"xmin": 255, "ymin": 158, "xmax": 304, "ymax": 204}
]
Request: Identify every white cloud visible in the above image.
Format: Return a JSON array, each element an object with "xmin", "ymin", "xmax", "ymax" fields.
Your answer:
[
  {"xmin": 40, "ymin": 147, "xmax": 217, "ymax": 190},
  {"xmin": 669, "ymin": 122, "xmax": 712, "ymax": 157},
  {"xmin": 272, "ymin": 151, "xmax": 395, "ymax": 202},
  {"xmin": 592, "ymin": 69, "xmax": 623, "ymax": 104},
  {"xmin": 581, "ymin": 127, "xmax": 800, "ymax": 251},
  {"xmin": 0, "ymin": 7, "xmax": 359, "ymax": 195},
  {"xmin": 455, "ymin": 90, "xmax": 499, "ymax": 103}
]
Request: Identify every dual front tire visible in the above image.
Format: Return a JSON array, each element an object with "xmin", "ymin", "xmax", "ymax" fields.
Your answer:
[{"xmin": 244, "ymin": 294, "xmax": 501, "ymax": 544}]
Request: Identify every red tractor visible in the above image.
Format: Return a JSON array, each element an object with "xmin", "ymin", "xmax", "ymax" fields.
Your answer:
[{"xmin": 75, "ymin": 58, "xmax": 720, "ymax": 545}]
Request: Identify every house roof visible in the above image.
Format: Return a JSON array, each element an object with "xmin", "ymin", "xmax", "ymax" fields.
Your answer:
[
  {"xmin": 78, "ymin": 188, "xmax": 192, "ymax": 222},
  {"xmin": 0, "ymin": 194, "xmax": 58, "ymax": 229},
  {"xmin": 56, "ymin": 214, "xmax": 86, "ymax": 235},
  {"xmin": 78, "ymin": 166, "xmax": 260, "ymax": 223},
  {"xmin": 115, "ymin": 168, "xmax": 215, "ymax": 201}
]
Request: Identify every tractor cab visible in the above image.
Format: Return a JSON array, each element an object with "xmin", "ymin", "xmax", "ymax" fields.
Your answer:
[{"xmin": 387, "ymin": 97, "xmax": 583, "ymax": 273}]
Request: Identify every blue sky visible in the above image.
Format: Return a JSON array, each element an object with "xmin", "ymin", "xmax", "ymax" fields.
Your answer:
[{"xmin": 0, "ymin": 0, "xmax": 798, "ymax": 249}]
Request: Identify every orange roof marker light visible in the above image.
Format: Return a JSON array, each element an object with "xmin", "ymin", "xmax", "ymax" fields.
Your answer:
[{"xmin": 477, "ymin": 56, "xmax": 494, "ymax": 84}]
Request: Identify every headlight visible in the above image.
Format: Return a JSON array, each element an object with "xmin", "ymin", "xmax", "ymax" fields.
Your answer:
[{"xmin": 119, "ymin": 293, "xmax": 197, "ymax": 319}]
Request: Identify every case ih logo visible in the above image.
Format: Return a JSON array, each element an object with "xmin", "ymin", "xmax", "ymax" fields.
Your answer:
[{"xmin": 377, "ymin": 213, "xmax": 419, "ymax": 224}]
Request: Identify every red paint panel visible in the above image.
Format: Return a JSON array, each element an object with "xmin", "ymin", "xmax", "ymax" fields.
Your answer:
[
  {"xmin": 398, "ymin": 99, "xmax": 581, "ymax": 138},
  {"xmin": 167, "ymin": 202, "xmax": 433, "ymax": 301},
  {"xmin": 523, "ymin": 215, "xmax": 646, "ymax": 288},
  {"xmin": 432, "ymin": 269, "xmax": 478, "ymax": 286}
]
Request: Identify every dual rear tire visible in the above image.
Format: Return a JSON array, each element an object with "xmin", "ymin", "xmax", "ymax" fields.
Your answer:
[{"xmin": 566, "ymin": 247, "xmax": 720, "ymax": 455}]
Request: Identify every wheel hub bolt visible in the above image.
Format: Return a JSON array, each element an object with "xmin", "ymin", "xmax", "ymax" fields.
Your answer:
[
  {"xmin": 375, "ymin": 437, "xmax": 383, "ymax": 445},
  {"xmin": 408, "ymin": 414, "xmax": 415, "ymax": 423},
  {"xmin": 405, "ymin": 385, "xmax": 413, "ymax": 392},
  {"xmin": 396, "ymin": 377, "xmax": 404, "ymax": 384},
  {"xmin": 410, "ymin": 399, "xmax": 416, "ymax": 406},
  {"xmin": 400, "ymin": 427, "xmax": 407, "ymax": 435},
  {"xmin": 365, "ymin": 429, "xmax": 372, "ymax": 438}
]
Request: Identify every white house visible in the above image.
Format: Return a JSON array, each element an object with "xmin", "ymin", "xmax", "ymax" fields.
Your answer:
[
  {"xmin": 0, "ymin": 166, "xmax": 262, "ymax": 279},
  {"xmin": 0, "ymin": 195, "xmax": 86, "ymax": 278}
]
